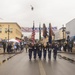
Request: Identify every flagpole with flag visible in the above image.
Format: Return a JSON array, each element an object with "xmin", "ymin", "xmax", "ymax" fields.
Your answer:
[
  {"xmin": 39, "ymin": 23, "xmax": 41, "ymax": 41},
  {"xmin": 31, "ymin": 21, "xmax": 35, "ymax": 44},
  {"xmin": 49, "ymin": 23, "xmax": 52, "ymax": 44},
  {"xmin": 43, "ymin": 23, "xmax": 47, "ymax": 38}
]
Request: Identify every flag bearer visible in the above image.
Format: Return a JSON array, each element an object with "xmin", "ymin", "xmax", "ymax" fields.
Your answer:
[{"xmin": 43, "ymin": 44, "xmax": 47, "ymax": 60}]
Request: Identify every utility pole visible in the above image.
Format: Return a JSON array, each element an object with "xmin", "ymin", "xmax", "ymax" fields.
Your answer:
[
  {"xmin": 62, "ymin": 25, "xmax": 65, "ymax": 43},
  {"xmin": 8, "ymin": 25, "xmax": 10, "ymax": 42}
]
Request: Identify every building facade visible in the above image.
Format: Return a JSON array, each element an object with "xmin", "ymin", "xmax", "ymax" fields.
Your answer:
[
  {"xmin": 0, "ymin": 22, "xmax": 22, "ymax": 40},
  {"xmin": 66, "ymin": 18, "xmax": 75, "ymax": 41},
  {"xmin": 55, "ymin": 27, "xmax": 66, "ymax": 42},
  {"xmin": 59, "ymin": 27, "xmax": 66, "ymax": 40}
]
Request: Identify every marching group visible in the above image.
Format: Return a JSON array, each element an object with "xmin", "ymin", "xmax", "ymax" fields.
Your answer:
[
  {"xmin": 2, "ymin": 41, "xmax": 58, "ymax": 60},
  {"xmin": 2, "ymin": 41, "xmax": 73, "ymax": 61},
  {"xmin": 27, "ymin": 42, "xmax": 58, "ymax": 61}
]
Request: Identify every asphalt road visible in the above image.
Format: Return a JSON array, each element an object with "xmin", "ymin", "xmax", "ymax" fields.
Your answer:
[{"xmin": 0, "ymin": 51, "xmax": 75, "ymax": 75}]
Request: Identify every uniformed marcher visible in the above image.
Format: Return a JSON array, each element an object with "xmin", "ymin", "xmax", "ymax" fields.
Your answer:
[
  {"xmin": 38, "ymin": 44, "xmax": 42, "ymax": 59},
  {"xmin": 28, "ymin": 43, "xmax": 32, "ymax": 60},
  {"xmin": 47, "ymin": 43, "xmax": 52, "ymax": 60},
  {"xmin": 33, "ymin": 43, "xmax": 37, "ymax": 60},
  {"xmin": 53, "ymin": 43, "xmax": 58, "ymax": 60},
  {"xmin": 43, "ymin": 44, "xmax": 47, "ymax": 60}
]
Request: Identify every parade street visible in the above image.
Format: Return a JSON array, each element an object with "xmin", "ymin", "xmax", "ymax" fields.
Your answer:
[{"xmin": 0, "ymin": 50, "xmax": 75, "ymax": 75}]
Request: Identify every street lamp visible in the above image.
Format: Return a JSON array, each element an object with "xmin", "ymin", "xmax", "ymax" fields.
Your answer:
[
  {"xmin": 7, "ymin": 25, "xmax": 10, "ymax": 42},
  {"xmin": 62, "ymin": 25, "xmax": 65, "ymax": 43}
]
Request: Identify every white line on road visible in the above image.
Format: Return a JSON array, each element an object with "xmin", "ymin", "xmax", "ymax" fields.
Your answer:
[{"xmin": 38, "ymin": 60, "xmax": 46, "ymax": 75}]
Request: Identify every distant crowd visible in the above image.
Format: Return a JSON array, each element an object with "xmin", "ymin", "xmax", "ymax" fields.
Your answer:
[{"xmin": 2, "ymin": 42, "xmax": 24, "ymax": 53}]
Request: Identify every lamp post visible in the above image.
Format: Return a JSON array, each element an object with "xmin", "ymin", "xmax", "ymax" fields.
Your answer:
[
  {"xmin": 62, "ymin": 25, "xmax": 65, "ymax": 43},
  {"xmin": 7, "ymin": 25, "xmax": 10, "ymax": 42}
]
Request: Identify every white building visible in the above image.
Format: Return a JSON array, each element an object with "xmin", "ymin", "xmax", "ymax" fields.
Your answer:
[
  {"xmin": 66, "ymin": 18, "xmax": 75, "ymax": 41},
  {"xmin": 55, "ymin": 30, "xmax": 60, "ymax": 40},
  {"xmin": 55, "ymin": 27, "xmax": 66, "ymax": 41}
]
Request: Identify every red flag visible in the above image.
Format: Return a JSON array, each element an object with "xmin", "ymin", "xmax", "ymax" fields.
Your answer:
[{"xmin": 31, "ymin": 21, "xmax": 35, "ymax": 44}]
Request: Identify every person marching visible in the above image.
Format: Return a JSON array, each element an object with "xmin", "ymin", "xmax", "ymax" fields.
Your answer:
[
  {"xmin": 28, "ymin": 43, "xmax": 32, "ymax": 60},
  {"xmin": 53, "ymin": 43, "xmax": 58, "ymax": 60},
  {"xmin": 33, "ymin": 43, "xmax": 37, "ymax": 60},
  {"xmin": 38, "ymin": 43, "xmax": 42, "ymax": 60},
  {"xmin": 47, "ymin": 43, "xmax": 52, "ymax": 60},
  {"xmin": 43, "ymin": 44, "xmax": 47, "ymax": 60}
]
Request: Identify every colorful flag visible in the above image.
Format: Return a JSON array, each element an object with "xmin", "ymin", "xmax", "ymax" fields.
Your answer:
[
  {"xmin": 49, "ymin": 23, "xmax": 52, "ymax": 44},
  {"xmin": 39, "ymin": 23, "xmax": 41, "ymax": 40},
  {"xmin": 31, "ymin": 21, "xmax": 35, "ymax": 44},
  {"xmin": 43, "ymin": 23, "xmax": 47, "ymax": 38}
]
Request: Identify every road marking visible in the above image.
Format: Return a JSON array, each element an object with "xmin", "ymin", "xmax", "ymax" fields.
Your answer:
[
  {"xmin": 38, "ymin": 60, "xmax": 46, "ymax": 75},
  {"xmin": 0, "ymin": 61, "xmax": 2, "ymax": 65}
]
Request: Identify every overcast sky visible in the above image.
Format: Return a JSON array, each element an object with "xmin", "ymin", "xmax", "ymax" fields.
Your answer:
[{"xmin": 0, "ymin": 0, "xmax": 75, "ymax": 29}]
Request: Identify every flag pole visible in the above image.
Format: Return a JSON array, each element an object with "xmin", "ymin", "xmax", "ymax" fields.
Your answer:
[
  {"xmin": 43, "ymin": 23, "xmax": 47, "ymax": 38},
  {"xmin": 49, "ymin": 23, "xmax": 52, "ymax": 44},
  {"xmin": 39, "ymin": 22, "xmax": 41, "ymax": 41},
  {"xmin": 31, "ymin": 21, "xmax": 35, "ymax": 44}
]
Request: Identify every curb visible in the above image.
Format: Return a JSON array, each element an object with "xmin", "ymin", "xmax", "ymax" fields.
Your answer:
[
  {"xmin": 0, "ymin": 54, "xmax": 15, "ymax": 65},
  {"xmin": 0, "ymin": 51, "xmax": 23, "ymax": 65},
  {"xmin": 57, "ymin": 51, "xmax": 75, "ymax": 54},
  {"xmin": 58, "ymin": 54, "xmax": 75, "ymax": 63}
]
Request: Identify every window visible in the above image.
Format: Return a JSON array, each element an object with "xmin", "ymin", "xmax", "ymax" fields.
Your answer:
[
  {"xmin": 5, "ymin": 28, "xmax": 13, "ymax": 33},
  {"xmin": 9, "ymin": 28, "xmax": 13, "ymax": 33},
  {"xmin": 5, "ymin": 28, "xmax": 8, "ymax": 33}
]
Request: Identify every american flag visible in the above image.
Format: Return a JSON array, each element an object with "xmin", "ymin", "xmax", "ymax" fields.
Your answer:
[{"xmin": 31, "ymin": 22, "xmax": 35, "ymax": 44}]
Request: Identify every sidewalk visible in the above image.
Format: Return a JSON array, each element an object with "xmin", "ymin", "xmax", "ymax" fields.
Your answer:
[
  {"xmin": 0, "ymin": 54, "xmax": 16, "ymax": 65},
  {"xmin": 58, "ymin": 53, "xmax": 75, "ymax": 63},
  {"xmin": 0, "ymin": 47, "xmax": 23, "ymax": 65},
  {"xmin": 58, "ymin": 47, "xmax": 75, "ymax": 62},
  {"xmin": 58, "ymin": 47, "xmax": 75, "ymax": 54}
]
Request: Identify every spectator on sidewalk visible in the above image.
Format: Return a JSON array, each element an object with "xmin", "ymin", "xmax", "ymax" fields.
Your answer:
[
  {"xmin": 14, "ymin": 43, "xmax": 17, "ymax": 52},
  {"xmin": 2, "ymin": 42, "xmax": 6, "ymax": 53},
  {"xmin": 25, "ymin": 44, "xmax": 28, "ymax": 52},
  {"xmin": 63, "ymin": 43, "xmax": 67, "ymax": 52},
  {"xmin": 69, "ymin": 43, "xmax": 73, "ymax": 52},
  {"xmin": 7, "ymin": 43, "xmax": 12, "ymax": 53}
]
